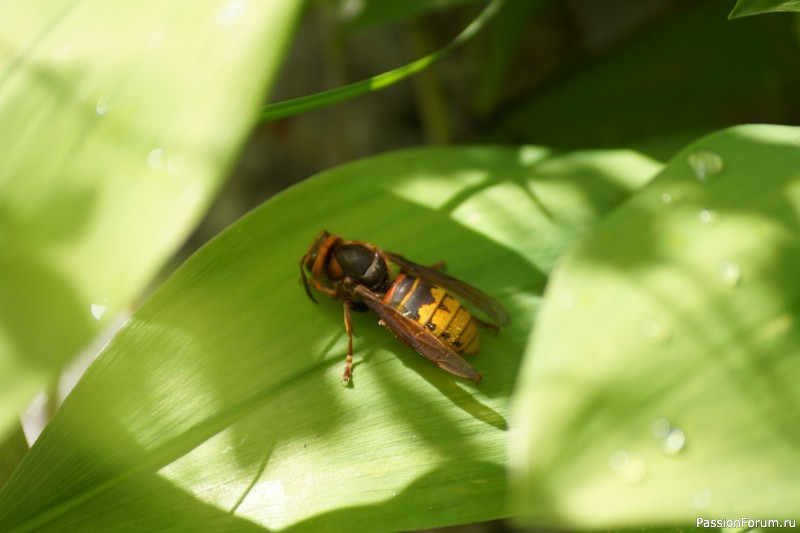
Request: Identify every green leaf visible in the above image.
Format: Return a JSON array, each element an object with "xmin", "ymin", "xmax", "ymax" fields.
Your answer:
[
  {"xmin": 511, "ymin": 125, "xmax": 800, "ymax": 526},
  {"xmin": 0, "ymin": 424, "xmax": 28, "ymax": 489},
  {"xmin": 0, "ymin": 0, "xmax": 302, "ymax": 439},
  {"xmin": 259, "ymin": 0, "xmax": 503, "ymax": 123},
  {"xmin": 0, "ymin": 146, "xmax": 660, "ymax": 531},
  {"xmin": 730, "ymin": 0, "xmax": 800, "ymax": 18}
]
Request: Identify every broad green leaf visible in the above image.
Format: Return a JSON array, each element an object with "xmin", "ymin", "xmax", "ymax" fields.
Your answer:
[
  {"xmin": 511, "ymin": 125, "xmax": 800, "ymax": 526},
  {"xmin": 730, "ymin": 0, "xmax": 800, "ymax": 17},
  {"xmin": 0, "ymin": 146, "xmax": 661, "ymax": 531},
  {"xmin": 0, "ymin": 0, "xmax": 302, "ymax": 439}
]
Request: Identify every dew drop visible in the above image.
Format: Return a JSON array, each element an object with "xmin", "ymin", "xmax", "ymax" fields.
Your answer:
[
  {"xmin": 652, "ymin": 418, "xmax": 687, "ymax": 454},
  {"xmin": 693, "ymin": 488, "xmax": 713, "ymax": 510},
  {"xmin": 90, "ymin": 303, "xmax": 108, "ymax": 320},
  {"xmin": 718, "ymin": 260, "xmax": 741, "ymax": 287},
  {"xmin": 698, "ymin": 209, "xmax": 717, "ymax": 224},
  {"xmin": 95, "ymin": 97, "xmax": 111, "ymax": 116},
  {"xmin": 687, "ymin": 149, "xmax": 723, "ymax": 182},
  {"xmin": 148, "ymin": 148, "xmax": 164, "ymax": 170},
  {"xmin": 215, "ymin": 0, "xmax": 248, "ymax": 25},
  {"xmin": 660, "ymin": 190, "xmax": 683, "ymax": 206},
  {"xmin": 651, "ymin": 418, "xmax": 671, "ymax": 439},
  {"xmin": 663, "ymin": 429, "xmax": 686, "ymax": 454},
  {"xmin": 641, "ymin": 319, "xmax": 670, "ymax": 345},
  {"xmin": 608, "ymin": 450, "xmax": 647, "ymax": 484},
  {"xmin": 608, "ymin": 450, "xmax": 629, "ymax": 471}
]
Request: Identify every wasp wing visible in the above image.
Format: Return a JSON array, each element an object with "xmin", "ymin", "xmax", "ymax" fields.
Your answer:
[
  {"xmin": 353, "ymin": 285, "xmax": 481, "ymax": 381},
  {"xmin": 383, "ymin": 251, "xmax": 511, "ymax": 327}
]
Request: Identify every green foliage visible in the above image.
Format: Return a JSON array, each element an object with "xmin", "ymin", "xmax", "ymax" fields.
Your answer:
[
  {"xmin": 730, "ymin": 0, "xmax": 800, "ymax": 17},
  {"xmin": 258, "ymin": 0, "xmax": 503, "ymax": 122},
  {"xmin": 2, "ymin": 0, "xmax": 800, "ymax": 530},
  {"xmin": 0, "ymin": 146, "xmax": 659, "ymax": 531},
  {"xmin": 0, "ymin": 0, "xmax": 302, "ymax": 441},
  {"xmin": 511, "ymin": 125, "xmax": 800, "ymax": 525},
  {"xmin": 491, "ymin": 1, "xmax": 800, "ymax": 149},
  {"xmin": 0, "ymin": 426, "xmax": 27, "ymax": 489}
]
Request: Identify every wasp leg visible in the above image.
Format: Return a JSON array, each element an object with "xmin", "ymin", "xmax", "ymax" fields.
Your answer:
[
  {"xmin": 428, "ymin": 261, "xmax": 446, "ymax": 271},
  {"xmin": 342, "ymin": 300, "xmax": 355, "ymax": 383},
  {"xmin": 306, "ymin": 277, "xmax": 339, "ymax": 299},
  {"xmin": 473, "ymin": 315, "xmax": 500, "ymax": 333}
]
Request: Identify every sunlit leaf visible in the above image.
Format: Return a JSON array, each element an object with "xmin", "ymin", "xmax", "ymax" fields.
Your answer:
[
  {"xmin": 0, "ymin": 0, "xmax": 302, "ymax": 439},
  {"xmin": 0, "ymin": 146, "xmax": 660, "ymax": 531},
  {"xmin": 511, "ymin": 125, "xmax": 800, "ymax": 526}
]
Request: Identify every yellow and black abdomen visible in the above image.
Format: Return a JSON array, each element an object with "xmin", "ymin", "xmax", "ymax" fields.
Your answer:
[{"xmin": 383, "ymin": 274, "xmax": 479, "ymax": 354}]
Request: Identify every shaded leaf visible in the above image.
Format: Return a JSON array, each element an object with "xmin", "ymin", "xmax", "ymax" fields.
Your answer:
[
  {"xmin": 0, "ymin": 424, "xmax": 27, "ymax": 489},
  {"xmin": 511, "ymin": 125, "xmax": 800, "ymax": 526}
]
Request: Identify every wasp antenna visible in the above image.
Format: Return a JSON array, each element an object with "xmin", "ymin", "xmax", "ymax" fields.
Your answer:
[{"xmin": 299, "ymin": 260, "xmax": 318, "ymax": 303}]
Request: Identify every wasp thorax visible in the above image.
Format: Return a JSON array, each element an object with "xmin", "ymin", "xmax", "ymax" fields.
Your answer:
[{"xmin": 332, "ymin": 244, "xmax": 389, "ymax": 291}]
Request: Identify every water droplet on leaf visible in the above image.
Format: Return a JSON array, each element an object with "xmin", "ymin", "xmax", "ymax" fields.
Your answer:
[
  {"xmin": 698, "ymin": 209, "xmax": 717, "ymax": 224},
  {"xmin": 148, "ymin": 148, "xmax": 164, "ymax": 170},
  {"xmin": 608, "ymin": 450, "xmax": 647, "ymax": 485},
  {"xmin": 90, "ymin": 303, "xmax": 107, "ymax": 320},
  {"xmin": 608, "ymin": 450, "xmax": 629, "ymax": 472},
  {"xmin": 652, "ymin": 418, "xmax": 671, "ymax": 439},
  {"xmin": 718, "ymin": 260, "xmax": 741, "ymax": 287},
  {"xmin": 215, "ymin": 0, "xmax": 248, "ymax": 25},
  {"xmin": 95, "ymin": 97, "xmax": 111, "ymax": 116},
  {"xmin": 687, "ymin": 150, "xmax": 723, "ymax": 182},
  {"xmin": 641, "ymin": 319, "xmax": 670, "ymax": 344},
  {"xmin": 694, "ymin": 488, "xmax": 713, "ymax": 510},
  {"xmin": 663, "ymin": 429, "xmax": 686, "ymax": 454}
]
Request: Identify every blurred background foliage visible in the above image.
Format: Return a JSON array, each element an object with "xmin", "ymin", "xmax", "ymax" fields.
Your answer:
[{"xmin": 196, "ymin": 0, "xmax": 799, "ymax": 256}]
